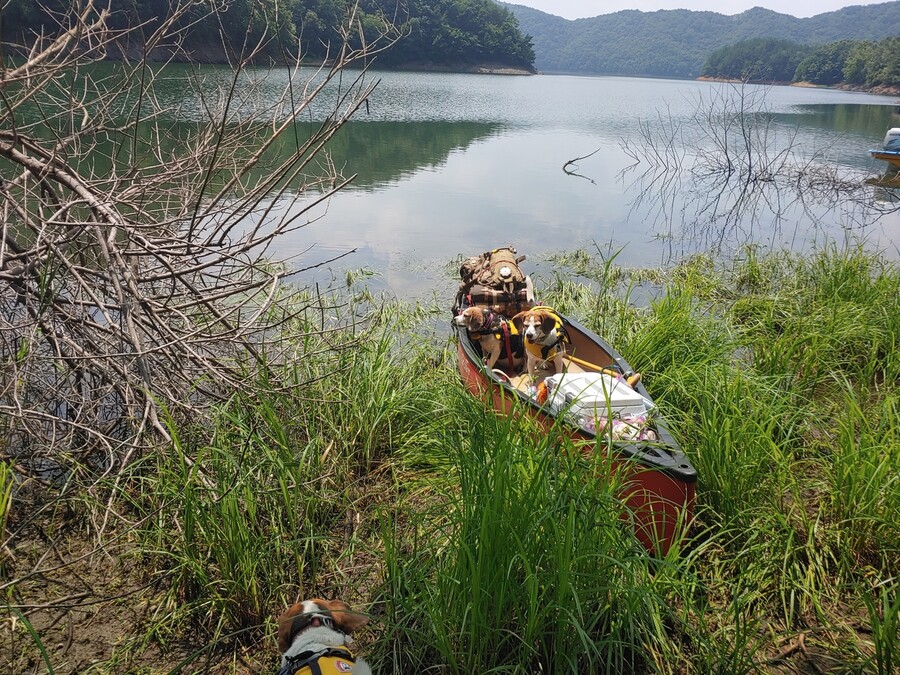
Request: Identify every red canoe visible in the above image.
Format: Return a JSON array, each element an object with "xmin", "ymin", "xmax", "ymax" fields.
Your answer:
[{"xmin": 454, "ymin": 309, "xmax": 697, "ymax": 556}]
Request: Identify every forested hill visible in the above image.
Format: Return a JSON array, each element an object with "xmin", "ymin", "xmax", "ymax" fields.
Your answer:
[
  {"xmin": 0, "ymin": 0, "xmax": 535, "ymax": 72},
  {"xmin": 502, "ymin": 1, "xmax": 900, "ymax": 77}
]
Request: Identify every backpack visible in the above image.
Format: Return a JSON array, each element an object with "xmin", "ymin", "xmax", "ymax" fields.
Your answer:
[
  {"xmin": 459, "ymin": 246, "xmax": 527, "ymax": 293},
  {"xmin": 457, "ymin": 246, "xmax": 534, "ymax": 317}
]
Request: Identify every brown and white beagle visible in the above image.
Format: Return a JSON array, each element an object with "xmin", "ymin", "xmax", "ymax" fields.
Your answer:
[
  {"xmin": 277, "ymin": 599, "xmax": 370, "ymax": 675},
  {"xmin": 511, "ymin": 306, "xmax": 569, "ymax": 377},
  {"xmin": 454, "ymin": 306, "xmax": 511, "ymax": 370}
]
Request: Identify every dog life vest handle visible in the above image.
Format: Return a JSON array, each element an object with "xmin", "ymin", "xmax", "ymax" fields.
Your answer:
[
  {"xmin": 278, "ymin": 647, "xmax": 355, "ymax": 675},
  {"xmin": 540, "ymin": 339, "xmax": 562, "ymax": 360}
]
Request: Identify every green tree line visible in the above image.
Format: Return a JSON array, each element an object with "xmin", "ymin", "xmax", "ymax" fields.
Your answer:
[
  {"xmin": 0, "ymin": 0, "xmax": 535, "ymax": 70},
  {"xmin": 701, "ymin": 35, "xmax": 900, "ymax": 88}
]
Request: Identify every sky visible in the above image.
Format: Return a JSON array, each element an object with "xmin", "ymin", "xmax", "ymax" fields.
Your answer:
[{"xmin": 510, "ymin": 1, "xmax": 891, "ymax": 19}]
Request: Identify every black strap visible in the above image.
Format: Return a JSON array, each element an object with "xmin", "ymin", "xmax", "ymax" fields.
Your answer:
[{"xmin": 541, "ymin": 338, "xmax": 562, "ymax": 360}]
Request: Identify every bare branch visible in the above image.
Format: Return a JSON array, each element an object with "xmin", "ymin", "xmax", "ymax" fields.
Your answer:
[{"xmin": 0, "ymin": 0, "xmax": 403, "ymax": 483}]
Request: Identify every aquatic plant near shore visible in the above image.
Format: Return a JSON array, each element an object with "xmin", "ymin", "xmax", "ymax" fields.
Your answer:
[
  {"xmin": 619, "ymin": 83, "xmax": 899, "ymax": 257},
  {"xmin": 375, "ymin": 389, "xmax": 675, "ymax": 672}
]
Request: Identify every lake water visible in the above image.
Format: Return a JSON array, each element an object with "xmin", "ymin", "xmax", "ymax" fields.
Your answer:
[{"xmin": 193, "ymin": 69, "xmax": 900, "ymax": 295}]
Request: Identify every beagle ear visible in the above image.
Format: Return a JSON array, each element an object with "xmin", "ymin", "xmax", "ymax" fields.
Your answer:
[
  {"xmin": 468, "ymin": 309, "xmax": 485, "ymax": 330},
  {"xmin": 541, "ymin": 313, "xmax": 556, "ymax": 334},
  {"xmin": 317, "ymin": 599, "xmax": 369, "ymax": 634},
  {"xmin": 276, "ymin": 603, "xmax": 305, "ymax": 653},
  {"xmin": 510, "ymin": 311, "xmax": 526, "ymax": 333}
]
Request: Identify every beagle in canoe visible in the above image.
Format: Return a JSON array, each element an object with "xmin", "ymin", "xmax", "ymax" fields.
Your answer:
[
  {"xmin": 455, "ymin": 306, "xmax": 522, "ymax": 371},
  {"xmin": 511, "ymin": 305, "xmax": 569, "ymax": 377}
]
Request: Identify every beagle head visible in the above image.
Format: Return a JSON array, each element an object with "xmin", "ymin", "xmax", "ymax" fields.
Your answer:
[
  {"xmin": 276, "ymin": 599, "xmax": 369, "ymax": 653},
  {"xmin": 512, "ymin": 308, "xmax": 561, "ymax": 345},
  {"xmin": 454, "ymin": 306, "xmax": 488, "ymax": 332}
]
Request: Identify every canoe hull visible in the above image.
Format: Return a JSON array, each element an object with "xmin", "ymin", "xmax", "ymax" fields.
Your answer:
[{"xmin": 456, "ymin": 319, "xmax": 697, "ymax": 556}]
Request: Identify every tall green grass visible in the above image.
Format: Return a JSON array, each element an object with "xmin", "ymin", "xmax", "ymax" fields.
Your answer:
[
  {"xmin": 376, "ymin": 389, "xmax": 677, "ymax": 673},
  {"xmin": 12, "ymin": 245, "xmax": 899, "ymax": 673},
  {"xmin": 128, "ymin": 314, "xmax": 453, "ymax": 654},
  {"xmin": 0, "ymin": 460, "xmax": 11, "ymax": 542},
  {"xmin": 730, "ymin": 244, "xmax": 900, "ymax": 393},
  {"xmin": 539, "ymin": 244, "xmax": 900, "ymax": 668},
  {"xmin": 829, "ymin": 389, "xmax": 900, "ymax": 568},
  {"xmin": 863, "ymin": 580, "xmax": 900, "ymax": 675}
]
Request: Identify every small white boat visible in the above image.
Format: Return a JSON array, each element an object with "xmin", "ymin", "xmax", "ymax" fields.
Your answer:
[{"xmin": 870, "ymin": 127, "xmax": 900, "ymax": 168}]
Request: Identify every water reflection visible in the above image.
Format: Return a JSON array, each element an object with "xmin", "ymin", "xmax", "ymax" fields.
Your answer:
[
  {"xmin": 614, "ymin": 92, "xmax": 900, "ymax": 263},
  {"xmin": 772, "ymin": 103, "xmax": 900, "ymax": 171},
  {"xmin": 326, "ymin": 120, "xmax": 503, "ymax": 189},
  {"xmin": 22, "ymin": 65, "xmax": 900, "ymax": 290}
]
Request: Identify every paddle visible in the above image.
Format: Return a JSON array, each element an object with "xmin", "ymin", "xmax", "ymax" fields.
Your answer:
[{"xmin": 565, "ymin": 354, "xmax": 642, "ymax": 388}]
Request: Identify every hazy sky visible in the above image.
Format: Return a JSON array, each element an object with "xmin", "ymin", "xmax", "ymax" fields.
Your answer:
[{"xmin": 511, "ymin": 1, "xmax": 889, "ymax": 19}]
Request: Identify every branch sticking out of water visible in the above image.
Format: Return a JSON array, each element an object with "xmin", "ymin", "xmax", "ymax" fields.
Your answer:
[{"xmin": 563, "ymin": 147, "xmax": 602, "ymax": 184}]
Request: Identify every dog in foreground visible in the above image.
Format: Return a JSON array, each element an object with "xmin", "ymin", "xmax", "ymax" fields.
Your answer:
[{"xmin": 277, "ymin": 599, "xmax": 370, "ymax": 675}]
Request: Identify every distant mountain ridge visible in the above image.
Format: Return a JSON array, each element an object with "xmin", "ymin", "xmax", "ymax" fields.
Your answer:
[{"xmin": 501, "ymin": 1, "xmax": 900, "ymax": 77}]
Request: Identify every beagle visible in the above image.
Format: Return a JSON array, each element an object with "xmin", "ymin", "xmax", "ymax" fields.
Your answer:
[
  {"xmin": 277, "ymin": 599, "xmax": 370, "ymax": 675},
  {"xmin": 454, "ymin": 306, "xmax": 513, "ymax": 370},
  {"xmin": 511, "ymin": 306, "xmax": 569, "ymax": 377}
]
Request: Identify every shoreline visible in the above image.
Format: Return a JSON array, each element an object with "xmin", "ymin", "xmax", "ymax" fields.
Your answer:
[
  {"xmin": 386, "ymin": 61, "xmax": 535, "ymax": 75},
  {"xmin": 99, "ymin": 43, "xmax": 536, "ymax": 76},
  {"xmin": 696, "ymin": 75, "xmax": 900, "ymax": 97}
]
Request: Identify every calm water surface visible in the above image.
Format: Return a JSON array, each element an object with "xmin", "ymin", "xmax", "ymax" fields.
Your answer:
[{"xmin": 199, "ymin": 69, "xmax": 900, "ymax": 294}]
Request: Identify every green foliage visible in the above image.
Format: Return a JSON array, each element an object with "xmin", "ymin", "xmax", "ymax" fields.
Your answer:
[
  {"xmin": 541, "ymin": 246, "xmax": 900, "ymax": 626},
  {"xmin": 799, "ymin": 36, "xmax": 900, "ymax": 87},
  {"xmin": 296, "ymin": 0, "xmax": 534, "ymax": 68},
  {"xmin": 701, "ymin": 35, "xmax": 900, "ymax": 88},
  {"xmin": 701, "ymin": 38, "xmax": 810, "ymax": 82},
  {"xmin": 505, "ymin": 2, "xmax": 900, "ymax": 78},
  {"xmin": 862, "ymin": 581, "xmax": 900, "ymax": 675},
  {"xmin": 864, "ymin": 36, "xmax": 900, "ymax": 87},
  {"xmin": 7, "ymin": 247, "xmax": 900, "ymax": 671},
  {"xmin": 135, "ymin": 308, "xmax": 448, "ymax": 635},
  {"xmin": 0, "ymin": 461, "xmax": 12, "ymax": 571},
  {"xmin": 377, "ymin": 389, "xmax": 670, "ymax": 672},
  {"xmin": 794, "ymin": 39, "xmax": 855, "ymax": 85},
  {"xmin": 1, "ymin": 0, "xmax": 299, "ymax": 60},
  {"xmin": 0, "ymin": 0, "xmax": 534, "ymax": 70},
  {"xmin": 844, "ymin": 40, "xmax": 877, "ymax": 85}
]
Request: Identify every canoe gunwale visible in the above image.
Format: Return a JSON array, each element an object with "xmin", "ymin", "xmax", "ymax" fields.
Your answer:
[{"xmin": 454, "ymin": 319, "xmax": 697, "ymax": 485}]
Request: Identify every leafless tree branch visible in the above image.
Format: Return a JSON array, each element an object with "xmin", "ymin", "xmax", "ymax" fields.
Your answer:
[{"xmin": 0, "ymin": 1, "xmax": 401, "ymax": 479}]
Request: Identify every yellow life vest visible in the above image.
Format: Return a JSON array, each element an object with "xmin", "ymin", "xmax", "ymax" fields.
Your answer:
[
  {"xmin": 524, "ymin": 337, "xmax": 563, "ymax": 361},
  {"xmin": 512, "ymin": 306, "xmax": 568, "ymax": 361},
  {"xmin": 279, "ymin": 647, "xmax": 356, "ymax": 675}
]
